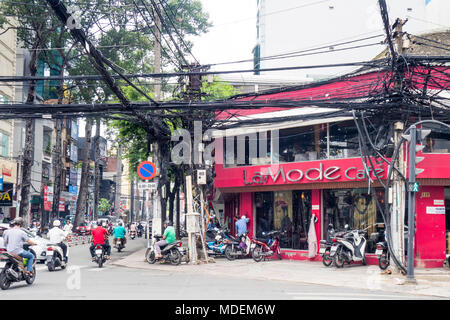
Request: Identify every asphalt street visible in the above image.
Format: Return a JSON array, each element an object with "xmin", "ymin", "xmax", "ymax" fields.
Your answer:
[{"xmin": 0, "ymin": 237, "xmax": 435, "ymax": 300}]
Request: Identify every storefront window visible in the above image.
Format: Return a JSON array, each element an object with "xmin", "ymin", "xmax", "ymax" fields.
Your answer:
[
  {"xmin": 255, "ymin": 190, "xmax": 312, "ymax": 250},
  {"xmin": 278, "ymin": 125, "xmax": 327, "ymax": 163},
  {"xmin": 328, "ymin": 120, "xmax": 360, "ymax": 159},
  {"xmin": 323, "ymin": 188, "xmax": 385, "ymax": 253}
]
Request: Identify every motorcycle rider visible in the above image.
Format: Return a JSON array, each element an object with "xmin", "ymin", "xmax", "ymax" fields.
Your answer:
[
  {"xmin": 2, "ymin": 217, "xmax": 37, "ymax": 276},
  {"xmin": 47, "ymin": 220, "xmax": 69, "ymax": 261},
  {"xmin": 137, "ymin": 222, "xmax": 144, "ymax": 237},
  {"xmin": 155, "ymin": 220, "xmax": 175, "ymax": 259},
  {"xmin": 89, "ymin": 219, "xmax": 111, "ymax": 261},
  {"xmin": 113, "ymin": 222, "xmax": 127, "ymax": 247}
]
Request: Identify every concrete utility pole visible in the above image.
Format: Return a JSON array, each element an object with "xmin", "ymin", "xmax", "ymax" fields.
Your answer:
[
  {"xmin": 390, "ymin": 19, "xmax": 408, "ymax": 271},
  {"xmin": 391, "ymin": 121, "xmax": 406, "ymax": 269},
  {"xmin": 114, "ymin": 144, "xmax": 122, "ymax": 219}
]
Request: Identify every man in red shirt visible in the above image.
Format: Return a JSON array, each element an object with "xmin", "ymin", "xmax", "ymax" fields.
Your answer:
[{"xmin": 89, "ymin": 220, "xmax": 111, "ymax": 260}]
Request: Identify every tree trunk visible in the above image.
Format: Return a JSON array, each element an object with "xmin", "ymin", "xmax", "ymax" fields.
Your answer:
[
  {"xmin": 51, "ymin": 118, "xmax": 63, "ymax": 222},
  {"xmin": 93, "ymin": 118, "xmax": 100, "ymax": 219},
  {"xmin": 74, "ymin": 119, "xmax": 93, "ymax": 228},
  {"xmin": 18, "ymin": 36, "xmax": 41, "ymax": 225}
]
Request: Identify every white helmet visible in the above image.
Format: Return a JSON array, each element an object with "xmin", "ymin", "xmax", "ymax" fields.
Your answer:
[{"xmin": 53, "ymin": 220, "xmax": 61, "ymax": 227}]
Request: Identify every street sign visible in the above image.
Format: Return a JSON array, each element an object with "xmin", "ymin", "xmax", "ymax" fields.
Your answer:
[
  {"xmin": 137, "ymin": 182, "xmax": 157, "ymax": 191},
  {"xmin": 408, "ymin": 182, "xmax": 419, "ymax": 192},
  {"xmin": 137, "ymin": 161, "xmax": 157, "ymax": 180}
]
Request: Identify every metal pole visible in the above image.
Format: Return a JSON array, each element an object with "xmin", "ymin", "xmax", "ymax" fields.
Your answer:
[{"xmin": 406, "ymin": 125, "xmax": 417, "ymax": 283}]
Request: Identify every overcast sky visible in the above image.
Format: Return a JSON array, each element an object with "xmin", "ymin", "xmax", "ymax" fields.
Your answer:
[{"xmin": 189, "ymin": 0, "xmax": 257, "ymax": 71}]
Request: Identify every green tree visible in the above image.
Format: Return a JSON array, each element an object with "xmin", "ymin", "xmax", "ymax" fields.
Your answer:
[{"xmin": 98, "ymin": 198, "xmax": 111, "ymax": 215}]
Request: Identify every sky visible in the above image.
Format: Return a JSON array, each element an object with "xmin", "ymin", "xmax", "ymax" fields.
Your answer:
[{"xmin": 188, "ymin": 0, "xmax": 257, "ymax": 71}]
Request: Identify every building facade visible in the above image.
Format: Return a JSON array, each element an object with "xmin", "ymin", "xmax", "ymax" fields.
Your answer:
[{"xmin": 213, "ymin": 72, "xmax": 450, "ymax": 268}]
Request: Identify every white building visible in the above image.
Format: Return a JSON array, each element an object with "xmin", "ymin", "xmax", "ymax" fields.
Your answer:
[{"xmin": 255, "ymin": 0, "xmax": 450, "ymax": 79}]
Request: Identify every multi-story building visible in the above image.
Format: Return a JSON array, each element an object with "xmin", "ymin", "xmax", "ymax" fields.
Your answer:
[
  {"xmin": 0, "ymin": 19, "xmax": 17, "ymax": 221},
  {"xmin": 213, "ymin": 68, "xmax": 450, "ymax": 268}
]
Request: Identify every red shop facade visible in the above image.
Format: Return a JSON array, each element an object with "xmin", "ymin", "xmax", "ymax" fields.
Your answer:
[{"xmin": 213, "ymin": 143, "xmax": 450, "ymax": 268}]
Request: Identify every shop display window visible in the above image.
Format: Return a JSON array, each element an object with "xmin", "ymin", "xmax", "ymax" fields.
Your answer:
[
  {"xmin": 323, "ymin": 188, "xmax": 385, "ymax": 253},
  {"xmin": 255, "ymin": 190, "xmax": 312, "ymax": 250}
]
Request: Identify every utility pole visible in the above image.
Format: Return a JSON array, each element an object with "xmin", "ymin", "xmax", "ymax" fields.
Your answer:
[
  {"xmin": 114, "ymin": 144, "xmax": 122, "ymax": 219},
  {"xmin": 93, "ymin": 118, "xmax": 100, "ymax": 220}
]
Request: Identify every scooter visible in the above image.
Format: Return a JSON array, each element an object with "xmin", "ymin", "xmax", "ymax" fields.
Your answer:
[
  {"xmin": 319, "ymin": 225, "xmax": 349, "ymax": 267},
  {"xmin": 93, "ymin": 244, "xmax": 107, "ymax": 268},
  {"xmin": 129, "ymin": 230, "xmax": 136, "ymax": 240},
  {"xmin": 205, "ymin": 228, "xmax": 228, "ymax": 256},
  {"xmin": 375, "ymin": 240, "xmax": 389, "ymax": 270},
  {"xmin": 0, "ymin": 246, "xmax": 36, "ymax": 290},
  {"xmin": 145, "ymin": 235, "xmax": 183, "ymax": 265},
  {"xmin": 251, "ymin": 231, "xmax": 282, "ymax": 262},
  {"xmin": 331, "ymin": 225, "xmax": 370, "ymax": 268},
  {"xmin": 224, "ymin": 232, "xmax": 253, "ymax": 260},
  {"xmin": 116, "ymin": 238, "xmax": 125, "ymax": 252},
  {"xmin": 46, "ymin": 243, "xmax": 69, "ymax": 271}
]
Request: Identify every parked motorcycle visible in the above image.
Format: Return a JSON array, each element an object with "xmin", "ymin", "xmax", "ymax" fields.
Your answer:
[
  {"xmin": 0, "ymin": 246, "xmax": 36, "ymax": 290},
  {"xmin": 46, "ymin": 243, "xmax": 68, "ymax": 271},
  {"xmin": 116, "ymin": 238, "xmax": 125, "ymax": 252},
  {"xmin": 319, "ymin": 224, "xmax": 345, "ymax": 267},
  {"xmin": 224, "ymin": 232, "xmax": 253, "ymax": 260},
  {"xmin": 331, "ymin": 225, "xmax": 370, "ymax": 268},
  {"xmin": 93, "ymin": 244, "xmax": 107, "ymax": 268},
  {"xmin": 145, "ymin": 235, "xmax": 183, "ymax": 265},
  {"xmin": 205, "ymin": 228, "xmax": 228, "ymax": 256},
  {"xmin": 251, "ymin": 231, "xmax": 282, "ymax": 262},
  {"xmin": 375, "ymin": 240, "xmax": 389, "ymax": 270}
]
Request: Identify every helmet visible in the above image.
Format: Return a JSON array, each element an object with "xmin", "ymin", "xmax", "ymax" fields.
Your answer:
[
  {"xmin": 97, "ymin": 219, "xmax": 103, "ymax": 226},
  {"xmin": 241, "ymin": 215, "xmax": 247, "ymax": 220},
  {"xmin": 53, "ymin": 220, "xmax": 61, "ymax": 227},
  {"xmin": 13, "ymin": 217, "xmax": 24, "ymax": 226},
  {"xmin": 164, "ymin": 220, "xmax": 173, "ymax": 226}
]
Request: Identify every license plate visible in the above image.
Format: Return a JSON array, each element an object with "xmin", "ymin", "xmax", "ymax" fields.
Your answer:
[
  {"xmin": 95, "ymin": 250, "xmax": 102, "ymax": 255},
  {"xmin": 46, "ymin": 250, "xmax": 53, "ymax": 256},
  {"xmin": 319, "ymin": 248, "xmax": 326, "ymax": 254},
  {"xmin": 0, "ymin": 261, "xmax": 6, "ymax": 268},
  {"xmin": 375, "ymin": 249, "xmax": 383, "ymax": 255},
  {"xmin": 330, "ymin": 246, "xmax": 337, "ymax": 252}
]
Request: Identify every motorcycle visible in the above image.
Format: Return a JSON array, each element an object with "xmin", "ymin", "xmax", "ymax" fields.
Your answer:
[
  {"xmin": 319, "ymin": 225, "xmax": 347, "ymax": 267},
  {"xmin": 145, "ymin": 235, "xmax": 183, "ymax": 265},
  {"xmin": 137, "ymin": 229, "xmax": 143, "ymax": 238},
  {"xmin": 116, "ymin": 238, "xmax": 125, "ymax": 252},
  {"xmin": 205, "ymin": 228, "xmax": 229, "ymax": 256},
  {"xmin": 0, "ymin": 246, "xmax": 36, "ymax": 290},
  {"xmin": 93, "ymin": 244, "xmax": 107, "ymax": 268},
  {"xmin": 251, "ymin": 231, "xmax": 282, "ymax": 262},
  {"xmin": 331, "ymin": 225, "xmax": 370, "ymax": 268},
  {"xmin": 224, "ymin": 232, "xmax": 253, "ymax": 260},
  {"xmin": 129, "ymin": 230, "xmax": 136, "ymax": 240},
  {"xmin": 46, "ymin": 243, "xmax": 68, "ymax": 271},
  {"xmin": 375, "ymin": 239, "xmax": 389, "ymax": 270}
]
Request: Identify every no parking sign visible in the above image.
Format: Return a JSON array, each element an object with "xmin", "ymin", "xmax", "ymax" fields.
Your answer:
[{"xmin": 137, "ymin": 161, "xmax": 157, "ymax": 180}]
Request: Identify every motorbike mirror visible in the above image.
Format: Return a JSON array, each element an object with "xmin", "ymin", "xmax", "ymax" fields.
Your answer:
[{"xmin": 344, "ymin": 224, "xmax": 349, "ymax": 230}]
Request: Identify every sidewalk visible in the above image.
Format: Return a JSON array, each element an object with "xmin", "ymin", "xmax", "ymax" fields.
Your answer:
[{"xmin": 113, "ymin": 248, "xmax": 450, "ymax": 299}]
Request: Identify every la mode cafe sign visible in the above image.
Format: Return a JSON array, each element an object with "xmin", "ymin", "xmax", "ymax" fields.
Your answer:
[{"xmin": 238, "ymin": 161, "xmax": 387, "ymax": 187}]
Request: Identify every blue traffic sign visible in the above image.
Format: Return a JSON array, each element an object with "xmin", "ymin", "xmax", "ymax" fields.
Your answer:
[{"xmin": 137, "ymin": 161, "xmax": 157, "ymax": 180}]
